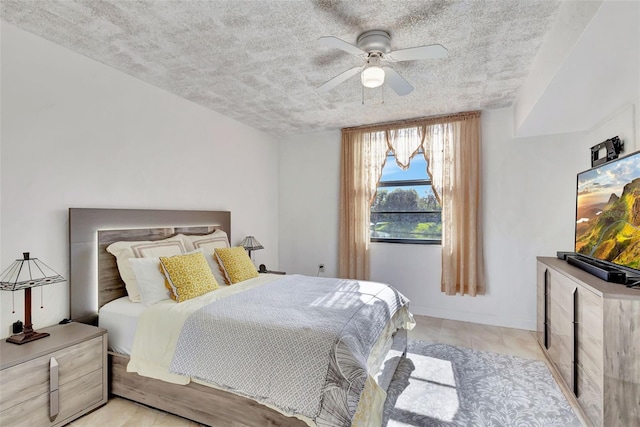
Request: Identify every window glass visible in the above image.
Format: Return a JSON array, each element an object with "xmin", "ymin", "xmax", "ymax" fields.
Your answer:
[
  {"xmin": 381, "ymin": 155, "xmax": 427, "ymax": 180},
  {"xmin": 370, "ymin": 152, "xmax": 442, "ymax": 243}
]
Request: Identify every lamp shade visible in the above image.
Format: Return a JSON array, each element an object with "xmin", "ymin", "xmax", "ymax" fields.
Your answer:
[
  {"xmin": 0, "ymin": 252, "xmax": 65, "ymax": 291},
  {"xmin": 240, "ymin": 236, "xmax": 264, "ymax": 251},
  {"xmin": 361, "ymin": 65, "xmax": 385, "ymax": 88}
]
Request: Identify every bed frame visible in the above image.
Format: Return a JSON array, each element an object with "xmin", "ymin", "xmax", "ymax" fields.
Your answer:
[{"xmin": 68, "ymin": 208, "xmax": 406, "ymax": 426}]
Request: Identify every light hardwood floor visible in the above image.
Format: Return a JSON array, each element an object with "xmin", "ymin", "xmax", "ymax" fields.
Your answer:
[{"xmin": 70, "ymin": 315, "xmax": 544, "ymax": 426}]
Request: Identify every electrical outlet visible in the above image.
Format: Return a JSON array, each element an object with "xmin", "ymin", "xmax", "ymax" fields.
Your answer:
[{"xmin": 318, "ymin": 264, "xmax": 325, "ymax": 273}]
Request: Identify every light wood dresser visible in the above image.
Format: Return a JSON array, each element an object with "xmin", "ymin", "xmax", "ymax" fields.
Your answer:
[
  {"xmin": 0, "ymin": 322, "xmax": 107, "ymax": 427},
  {"xmin": 536, "ymin": 257, "xmax": 640, "ymax": 427}
]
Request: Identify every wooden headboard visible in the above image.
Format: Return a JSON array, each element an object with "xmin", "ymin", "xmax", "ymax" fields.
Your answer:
[{"xmin": 69, "ymin": 208, "xmax": 231, "ymax": 324}]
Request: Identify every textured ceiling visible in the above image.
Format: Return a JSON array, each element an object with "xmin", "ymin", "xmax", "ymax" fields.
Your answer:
[{"xmin": 1, "ymin": 0, "xmax": 560, "ymax": 136}]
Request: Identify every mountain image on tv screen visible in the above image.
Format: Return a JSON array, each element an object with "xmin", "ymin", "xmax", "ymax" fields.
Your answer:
[{"xmin": 575, "ymin": 151, "xmax": 640, "ymax": 271}]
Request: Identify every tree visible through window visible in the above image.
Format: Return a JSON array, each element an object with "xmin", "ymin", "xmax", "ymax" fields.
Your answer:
[{"xmin": 370, "ymin": 151, "xmax": 442, "ymax": 243}]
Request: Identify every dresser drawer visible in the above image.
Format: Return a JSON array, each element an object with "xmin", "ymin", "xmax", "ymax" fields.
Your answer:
[
  {"xmin": 0, "ymin": 336, "xmax": 103, "ymax": 412},
  {"xmin": 549, "ymin": 270, "xmax": 577, "ymax": 309},
  {"xmin": 576, "ymin": 363, "xmax": 602, "ymax": 427},
  {"xmin": 576, "ymin": 286, "xmax": 603, "ymax": 344},
  {"xmin": 577, "ymin": 327, "xmax": 603, "ymax": 382},
  {"xmin": 0, "ymin": 369, "xmax": 103, "ymax": 427}
]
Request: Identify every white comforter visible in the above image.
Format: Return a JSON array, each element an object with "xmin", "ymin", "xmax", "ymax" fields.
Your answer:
[
  {"xmin": 128, "ymin": 274, "xmax": 277, "ymax": 384},
  {"xmin": 127, "ymin": 274, "xmax": 414, "ymax": 426}
]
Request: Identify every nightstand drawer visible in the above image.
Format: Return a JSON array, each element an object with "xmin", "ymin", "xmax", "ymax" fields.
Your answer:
[
  {"xmin": 0, "ymin": 369, "xmax": 103, "ymax": 427},
  {"xmin": 0, "ymin": 336, "xmax": 103, "ymax": 411}
]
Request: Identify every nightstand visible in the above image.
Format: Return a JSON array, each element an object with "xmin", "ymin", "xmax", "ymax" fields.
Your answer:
[{"xmin": 0, "ymin": 322, "xmax": 108, "ymax": 427}]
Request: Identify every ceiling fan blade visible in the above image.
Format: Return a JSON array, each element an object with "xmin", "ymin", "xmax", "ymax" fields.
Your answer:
[
  {"xmin": 388, "ymin": 44, "xmax": 448, "ymax": 62},
  {"xmin": 383, "ymin": 67, "xmax": 414, "ymax": 96},
  {"xmin": 318, "ymin": 36, "xmax": 367, "ymax": 56},
  {"xmin": 317, "ymin": 66, "xmax": 362, "ymax": 93}
]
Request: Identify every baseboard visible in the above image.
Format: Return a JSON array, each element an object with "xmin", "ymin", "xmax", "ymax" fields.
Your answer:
[{"xmin": 409, "ymin": 304, "xmax": 535, "ymax": 331}]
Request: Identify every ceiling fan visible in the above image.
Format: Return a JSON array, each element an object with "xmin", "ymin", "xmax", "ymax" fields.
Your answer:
[{"xmin": 317, "ymin": 30, "xmax": 448, "ymax": 96}]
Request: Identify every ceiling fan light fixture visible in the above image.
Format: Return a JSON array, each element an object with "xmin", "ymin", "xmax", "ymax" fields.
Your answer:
[
  {"xmin": 361, "ymin": 65, "xmax": 385, "ymax": 88},
  {"xmin": 318, "ymin": 30, "xmax": 445, "ymax": 95}
]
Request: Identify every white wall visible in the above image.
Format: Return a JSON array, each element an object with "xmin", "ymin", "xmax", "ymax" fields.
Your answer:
[
  {"xmin": 514, "ymin": 0, "xmax": 602, "ymax": 132},
  {"xmin": 279, "ymin": 130, "xmax": 341, "ymax": 277},
  {"xmin": 0, "ymin": 23, "xmax": 279, "ymax": 338},
  {"xmin": 586, "ymin": 102, "xmax": 638, "ymax": 153},
  {"xmin": 0, "ymin": 21, "xmax": 3, "ymax": 278},
  {"xmin": 514, "ymin": 1, "xmax": 639, "ymax": 137},
  {"xmin": 278, "ymin": 104, "xmax": 638, "ymax": 330}
]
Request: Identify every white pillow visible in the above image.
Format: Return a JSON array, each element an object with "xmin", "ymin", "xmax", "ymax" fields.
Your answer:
[
  {"xmin": 130, "ymin": 257, "xmax": 172, "ymax": 306},
  {"xmin": 106, "ymin": 235, "xmax": 187, "ymax": 302},
  {"xmin": 183, "ymin": 230, "xmax": 229, "ymax": 252},
  {"xmin": 132, "ymin": 248, "xmax": 223, "ymax": 306},
  {"xmin": 201, "ymin": 250, "xmax": 229, "ymax": 288},
  {"xmin": 182, "ymin": 230, "xmax": 230, "ymax": 285}
]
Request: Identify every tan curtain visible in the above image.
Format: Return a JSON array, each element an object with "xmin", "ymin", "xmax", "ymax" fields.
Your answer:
[
  {"xmin": 338, "ymin": 130, "xmax": 387, "ymax": 279},
  {"xmin": 421, "ymin": 113, "xmax": 484, "ymax": 295},
  {"xmin": 386, "ymin": 127, "xmax": 423, "ymax": 168},
  {"xmin": 339, "ymin": 111, "xmax": 484, "ymax": 296}
]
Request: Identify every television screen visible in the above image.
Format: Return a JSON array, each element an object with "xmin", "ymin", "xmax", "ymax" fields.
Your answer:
[{"xmin": 575, "ymin": 150, "xmax": 640, "ymax": 273}]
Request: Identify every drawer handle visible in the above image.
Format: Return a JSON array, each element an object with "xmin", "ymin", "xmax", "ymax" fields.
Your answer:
[
  {"xmin": 572, "ymin": 290, "xmax": 579, "ymax": 398},
  {"xmin": 50, "ymin": 357, "xmax": 59, "ymax": 421},
  {"xmin": 544, "ymin": 269, "xmax": 550, "ymax": 349}
]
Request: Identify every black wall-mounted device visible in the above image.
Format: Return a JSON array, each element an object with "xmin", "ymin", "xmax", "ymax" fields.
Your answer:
[{"xmin": 591, "ymin": 136, "xmax": 623, "ymax": 167}]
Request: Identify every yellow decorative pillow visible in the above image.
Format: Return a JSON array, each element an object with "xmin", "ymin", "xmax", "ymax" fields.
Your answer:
[
  {"xmin": 214, "ymin": 246, "xmax": 259, "ymax": 284},
  {"xmin": 183, "ymin": 230, "xmax": 230, "ymax": 286},
  {"xmin": 160, "ymin": 251, "xmax": 219, "ymax": 302}
]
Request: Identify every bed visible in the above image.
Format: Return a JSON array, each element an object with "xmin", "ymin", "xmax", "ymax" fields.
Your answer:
[{"xmin": 69, "ymin": 208, "xmax": 412, "ymax": 427}]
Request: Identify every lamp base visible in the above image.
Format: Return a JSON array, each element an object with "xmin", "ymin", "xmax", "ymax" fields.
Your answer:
[{"xmin": 6, "ymin": 330, "xmax": 50, "ymax": 345}]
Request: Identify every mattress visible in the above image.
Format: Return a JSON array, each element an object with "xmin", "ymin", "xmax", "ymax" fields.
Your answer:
[{"xmin": 98, "ymin": 296, "xmax": 145, "ymax": 355}]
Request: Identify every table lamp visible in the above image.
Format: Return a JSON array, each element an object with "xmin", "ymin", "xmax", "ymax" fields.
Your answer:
[
  {"xmin": 0, "ymin": 252, "xmax": 65, "ymax": 344},
  {"xmin": 240, "ymin": 236, "xmax": 264, "ymax": 261}
]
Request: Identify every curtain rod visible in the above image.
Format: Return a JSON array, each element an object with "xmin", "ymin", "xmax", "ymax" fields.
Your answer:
[{"xmin": 342, "ymin": 110, "xmax": 481, "ymax": 133}]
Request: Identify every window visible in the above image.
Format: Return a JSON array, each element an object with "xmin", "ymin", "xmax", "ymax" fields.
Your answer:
[{"xmin": 370, "ymin": 151, "xmax": 442, "ymax": 244}]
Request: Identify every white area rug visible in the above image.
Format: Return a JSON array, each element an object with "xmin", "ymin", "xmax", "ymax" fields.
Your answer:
[{"xmin": 383, "ymin": 340, "xmax": 580, "ymax": 427}]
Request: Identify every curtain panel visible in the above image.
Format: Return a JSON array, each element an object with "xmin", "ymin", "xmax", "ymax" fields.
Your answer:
[
  {"xmin": 338, "ymin": 111, "xmax": 485, "ymax": 296},
  {"xmin": 338, "ymin": 130, "xmax": 387, "ymax": 280}
]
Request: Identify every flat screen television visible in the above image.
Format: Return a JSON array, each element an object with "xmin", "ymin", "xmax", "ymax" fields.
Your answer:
[{"xmin": 575, "ymin": 149, "xmax": 640, "ymax": 276}]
